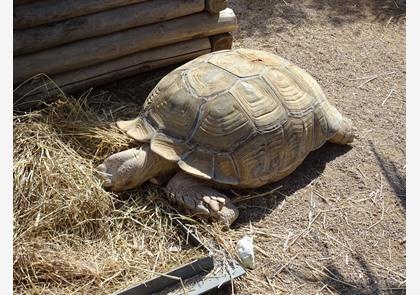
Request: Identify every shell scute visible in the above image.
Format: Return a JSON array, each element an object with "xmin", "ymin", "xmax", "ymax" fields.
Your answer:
[
  {"xmin": 264, "ymin": 67, "xmax": 315, "ymax": 117},
  {"xmin": 208, "ymin": 50, "xmax": 265, "ymax": 77},
  {"xmin": 145, "ymin": 77, "xmax": 203, "ymax": 140},
  {"xmin": 236, "ymin": 48, "xmax": 289, "ymax": 67},
  {"xmin": 186, "ymin": 62, "xmax": 237, "ymax": 97},
  {"xmin": 229, "ymin": 77, "xmax": 288, "ymax": 133},
  {"xmin": 190, "ymin": 92, "xmax": 255, "ymax": 151}
]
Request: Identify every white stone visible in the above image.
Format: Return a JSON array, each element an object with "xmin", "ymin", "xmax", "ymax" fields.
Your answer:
[{"xmin": 236, "ymin": 235, "xmax": 255, "ymax": 269}]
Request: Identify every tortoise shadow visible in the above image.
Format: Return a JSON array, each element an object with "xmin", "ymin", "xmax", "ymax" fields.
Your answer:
[
  {"xmin": 230, "ymin": 142, "xmax": 352, "ymax": 227},
  {"xmin": 95, "ymin": 64, "xmax": 179, "ymax": 107},
  {"xmin": 281, "ymin": 248, "xmax": 405, "ymax": 295},
  {"xmin": 368, "ymin": 140, "xmax": 406, "ymax": 210},
  {"xmin": 207, "ymin": 253, "xmax": 405, "ymax": 295}
]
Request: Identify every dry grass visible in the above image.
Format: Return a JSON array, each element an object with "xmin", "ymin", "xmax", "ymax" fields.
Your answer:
[{"xmin": 13, "ymin": 92, "xmax": 206, "ymax": 294}]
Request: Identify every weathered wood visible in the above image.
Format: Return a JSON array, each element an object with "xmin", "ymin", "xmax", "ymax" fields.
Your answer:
[
  {"xmin": 14, "ymin": 8, "xmax": 237, "ymax": 84},
  {"xmin": 210, "ymin": 33, "xmax": 233, "ymax": 51},
  {"xmin": 205, "ymin": 0, "xmax": 228, "ymax": 14},
  {"xmin": 14, "ymin": 38, "xmax": 211, "ymax": 110},
  {"xmin": 14, "ymin": 0, "xmax": 149, "ymax": 29},
  {"xmin": 14, "ymin": 0, "xmax": 204, "ymax": 55},
  {"xmin": 14, "ymin": 0, "xmax": 40, "ymax": 6}
]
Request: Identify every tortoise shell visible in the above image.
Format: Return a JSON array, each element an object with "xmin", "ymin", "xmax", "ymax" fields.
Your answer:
[{"xmin": 118, "ymin": 49, "xmax": 343, "ymax": 188}]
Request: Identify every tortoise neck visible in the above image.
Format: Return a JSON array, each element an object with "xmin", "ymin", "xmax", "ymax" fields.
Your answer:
[{"xmin": 143, "ymin": 145, "xmax": 178, "ymax": 182}]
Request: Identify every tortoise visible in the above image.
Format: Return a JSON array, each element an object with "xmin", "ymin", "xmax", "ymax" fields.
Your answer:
[{"xmin": 97, "ymin": 48, "xmax": 356, "ymax": 226}]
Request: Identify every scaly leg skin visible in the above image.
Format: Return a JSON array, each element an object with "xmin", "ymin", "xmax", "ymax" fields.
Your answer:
[
  {"xmin": 329, "ymin": 117, "xmax": 357, "ymax": 145},
  {"xmin": 165, "ymin": 172, "xmax": 239, "ymax": 227},
  {"xmin": 96, "ymin": 145, "xmax": 177, "ymax": 191}
]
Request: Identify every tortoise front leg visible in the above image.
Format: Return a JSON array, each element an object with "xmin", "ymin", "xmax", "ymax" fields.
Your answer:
[
  {"xmin": 165, "ymin": 172, "xmax": 239, "ymax": 227},
  {"xmin": 96, "ymin": 145, "xmax": 177, "ymax": 191}
]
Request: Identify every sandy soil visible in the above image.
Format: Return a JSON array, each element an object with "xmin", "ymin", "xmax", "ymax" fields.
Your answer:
[{"xmin": 98, "ymin": 1, "xmax": 406, "ymax": 294}]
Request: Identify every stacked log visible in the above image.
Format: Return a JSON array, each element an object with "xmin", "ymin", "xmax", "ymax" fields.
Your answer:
[{"xmin": 13, "ymin": 0, "xmax": 236, "ymax": 109}]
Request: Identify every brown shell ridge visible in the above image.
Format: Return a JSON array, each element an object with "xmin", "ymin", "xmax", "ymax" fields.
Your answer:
[
  {"xmin": 177, "ymin": 152, "xmax": 241, "ymax": 185},
  {"xmin": 226, "ymin": 153, "xmax": 241, "ymax": 184},
  {"xmin": 261, "ymin": 68, "xmax": 315, "ymax": 118},
  {"xmin": 281, "ymin": 66, "xmax": 321, "ymax": 117},
  {"xmin": 282, "ymin": 63, "xmax": 343, "ymax": 138},
  {"xmin": 117, "ymin": 117, "xmax": 155, "ymax": 142},
  {"xmin": 150, "ymin": 132, "xmax": 239, "ymax": 184},
  {"xmin": 235, "ymin": 48, "xmax": 291, "ymax": 68},
  {"xmin": 181, "ymin": 71, "xmax": 200, "ymax": 99},
  {"xmin": 225, "ymin": 95, "xmax": 258, "ymax": 135},
  {"xmin": 150, "ymin": 132, "xmax": 188, "ymax": 161},
  {"xmin": 211, "ymin": 152, "xmax": 241, "ymax": 185},
  {"xmin": 177, "ymin": 149, "xmax": 213, "ymax": 180},
  {"xmin": 227, "ymin": 130, "xmax": 257, "ymax": 153},
  {"xmin": 235, "ymin": 74, "xmax": 288, "ymax": 134},
  {"xmin": 283, "ymin": 63, "xmax": 327, "ymax": 103},
  {"xmin": 182, "ymin": 64, "xmax": 238, "ymax": 101},
  {"xmin": 184, "ymin": 90, "xmax": 258, "ymax": 153},
  {"xmin": 184, "ymin": 101, "xmax": 206, "ymax": 143},
  {"xmin": 260, "ymin": 71, "xmax": 290, "ymax": 114},
  {"xmin": 164, "ymin": 142, "xmax": 241, "ymax": 185},
  {"xmin": 311, "ymin": 105, "xmax": 329, "ymax": 150},
  {"xmin": 207, "ymin": 59, "xmax": 263, "ymax": 81}
]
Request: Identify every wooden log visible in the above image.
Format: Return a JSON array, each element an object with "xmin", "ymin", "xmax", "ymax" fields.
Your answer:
[
  {"xmin": 14, "ymin": 0, "xmax": 204, "ymax": 56},
  {"xmin": 205, "ymin": 0, "xmax": 228, "ymax": 14},
  {"xmin": 210, "ymin": 32, "xmax": 233, "ymax": 51},
  {"xmin": 14, "ymin": 0, "xmax": 40, "ymax": 6},
  {"xmin": 14, "ymin": 38, "xmax": 212, "ymax": 110},
  {"xmin": 14, "ymin": 0, "xmax": 149, "ymax": 29},
  {"xmin": 13, "ymin": 8, "xmax": 237, "ymax": 84}
]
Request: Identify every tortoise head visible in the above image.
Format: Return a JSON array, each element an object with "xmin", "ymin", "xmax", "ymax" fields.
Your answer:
[{"xmin": 96, "ymin": 146, "xmax": 177, "ymax": 191}]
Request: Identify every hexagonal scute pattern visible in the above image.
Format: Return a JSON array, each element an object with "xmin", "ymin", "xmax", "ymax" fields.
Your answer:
[
  {"xmin": 236, "ymin": 48, "xmax": 289, "ymax": 67},
  {"xmin": 190, "ymin": 92, "xmax": 255, "ymax": 152},
  {"xmin": 186, "ymin": 62, "xmax": 237, "ymax": 97},
  {"xmin": 264, "ymin": 67, "xmax": 316, "ymax": 117},
  {"xmin": 146, "ymin": 77, "xmax": 203, "ymax": 140},
  {"xmin": 208, "ymin": 50, "xmax": 266, "ymax": 77},
  {"xmin": 229, "ymin": 77, "xmax": 288, "ymax": 132},
  {"xmin": 232, "ymin": 129, "xmax": 294, "ymax": 185}
]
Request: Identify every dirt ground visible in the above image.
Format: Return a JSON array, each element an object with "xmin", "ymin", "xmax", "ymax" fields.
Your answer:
[{"xmin": 85, "ymin": 0, "xmax": 407, "ymax": 294}]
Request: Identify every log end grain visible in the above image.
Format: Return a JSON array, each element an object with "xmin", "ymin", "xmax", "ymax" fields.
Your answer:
[
  {"xmin": 205, "ymin": 0, "xmax": 228, "ymax": 14},
  {"xmin": 210, "ymin": 33, "xmax": 233, "ymax": 51}
]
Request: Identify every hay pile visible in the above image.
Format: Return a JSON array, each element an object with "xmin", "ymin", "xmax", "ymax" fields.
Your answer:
[{"xmin": 13, "ymin": 94, "xmax": 205, "ymax": 294}]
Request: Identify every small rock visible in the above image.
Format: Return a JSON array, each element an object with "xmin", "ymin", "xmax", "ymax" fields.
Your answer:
[
  {"xmin": 168, "ymin": 244, "xmax": 182, "ymax": 252},
  {"xmin": 236, "ymin": 235, "xmax": 255, "ymax": 269}
]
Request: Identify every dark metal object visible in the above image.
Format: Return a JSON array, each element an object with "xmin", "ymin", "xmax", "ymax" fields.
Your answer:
[
  {"xmin": 115, "ymin": 216, "xmax": 246, "ymax": 295},
  {"xmin": 117, "ymin": 256, "xmax": 214, "ymax": 295}
]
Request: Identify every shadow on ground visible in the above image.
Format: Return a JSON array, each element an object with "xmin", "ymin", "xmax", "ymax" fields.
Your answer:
[
  {"xmin": 283, "ymin": 253, "xmax": 406, "ymax": 295},
  {"xmin": 368, "ymin": 140, "xmax": 406, "ymax": 209},
  {"xmin": 231, "ymin": 0, "xmax": 405, "ymax": 37},
  {"xmin": 231, "ymin": 142, "xmax": 352, "ymax": 227},
  {"xmin": 207, "ymin": 242, "xmax": 405, "ymax": 295},
  {"xmin": 97, "ymin": 64, "xmax": 179, "ymax": 108}
]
